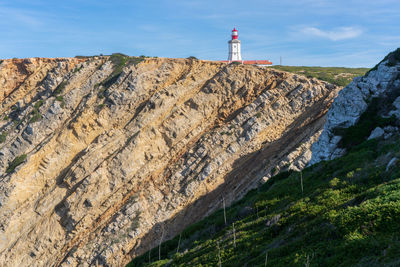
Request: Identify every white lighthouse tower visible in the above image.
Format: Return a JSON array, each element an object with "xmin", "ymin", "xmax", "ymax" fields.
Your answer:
[{"xmin": 228, "ymin": 28, "xmax": 242, "ymax": 61}]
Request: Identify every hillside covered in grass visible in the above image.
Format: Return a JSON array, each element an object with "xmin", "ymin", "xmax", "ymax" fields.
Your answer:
[
  {"xmin": 128, "ymin": 112, "xmax": 400, "ymax": 266},
  {"xmin": 270, "ymin": 66, "xmax": 369, "ymax": 87}
]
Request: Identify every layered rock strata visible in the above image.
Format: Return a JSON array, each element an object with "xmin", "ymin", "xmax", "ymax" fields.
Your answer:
[
  {"xmin": 310, "ymin": 51, "xmax": 400, "ymax": 165},
  {"xmin": 0, "ymin": 57, "xmax": 339, "ymax": 266}
]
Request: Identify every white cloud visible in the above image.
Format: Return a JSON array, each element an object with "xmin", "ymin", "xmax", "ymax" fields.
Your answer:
[
  {"xmin": 300, "ymin": 26, "xmax": 363, "ymax": 41},
  {"xmin": 0, "ymin": 6, "xmax": 44, "ymax": 28}
]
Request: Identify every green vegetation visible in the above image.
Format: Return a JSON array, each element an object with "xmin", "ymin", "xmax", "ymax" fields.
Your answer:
[
  {"xmin": 74, "ymin": 55, "xmax": 92, "ymax": 59},
  {"xmin": 96, "ymin": 53, "xmax": 144, "ymax": 99},
  {"xmin": 13, "ymin": 119, "xmax": 22, "ymax": 127},
  {"xmin": 0, "ymin": 131, "xmax": 7, "ymax": 143},
  {"xmin": 187, "ymin": 56, "xmax": 198, "ymax": 60},
  {"xmin": 385, "ymin": 48, "xmax": 400, "ymax": 66},
  {"xmin": 130, "ymin": 213, "xmax": 141, "ymax": 232},
  {"xmin": 29, "ymin": 109, "xmax": 42, "ymax": 123},
  {"xmin": 3, "ymin": 115, "xmax": 8, "ymax": 120},
  {"xmin": 96, "ymin": 103, "xmax": 106, "ymax": 112},
  {"xmin": 54, "ymin": 81, "xmax": 67, "ymax": 95},
  {"xmin": 128, "ymin": 125, "xmax": 400, "ymax": 266},
  {"xmin": 34, "ymin": 100, "xmax": 43, "ymax": 109},
  {"xmin": 101, "ymin": 53, "xmax": 130, "ymax": 88},
  {"xmin": 368, "ymin": 47, "xmax": 400, "ymax": 74},
  {"xmin": 6, "ymin": 154, "xmax": 27, "ymax": 173},
  {"xmin": 334, "ymin": 97, "xmax": 397, "ymax": 149},
  {"xmin": 271, "ymin": 66, "xmax": 369, "ymax": 87},
  {"xmin": 73, "ymin": 65, "xmax": 83, "ymax": 73},
  {"xmin": 56, "ymin": 95, "xmax": 65, "ymax": 108},
  {"xmin": 53, "ymin": 80, "xmax": 67, "ymax": 108},
  {"xmin": 97, "ymin": 85, "xmax": 106, "ymax": 99},
  {"xmin": 101, "ymin": 53, "xmax": 144, "ymax": 89},
  {"xmin": 74, "ymin": 53, "xmax": 146, "ymax": 96},
  {"xmin": 30, "ymin": 100, "xmax": 44, "ymax": 123}
]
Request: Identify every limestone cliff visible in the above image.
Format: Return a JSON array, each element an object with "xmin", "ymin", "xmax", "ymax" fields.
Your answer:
[
  {"xmin": 0, "ymin": 55, "xmax": 340, "ymax": 266},
  {"xmin": 310, "ymin": 48, "xmax": 400, "ymax": 164}
]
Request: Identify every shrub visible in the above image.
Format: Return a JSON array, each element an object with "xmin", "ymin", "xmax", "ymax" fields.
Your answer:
[
  {"xmin": 6, "ymin": 154, "xmax": 27, "ymax": 173},
  {"xmin": 385, "ymin": 48, "xmax": 400, "ymax": 67},
  {"xmin": 130, "ymin": 217, "xmax": 140, "ymax": 231},
  {"xmin": 74, "ymin": 55, "xmax": 91, "ymax": 59},
  {"xmin": 30, "ymin": 100, "xmax": 45, "ymax": 123},
  {"xmin": 54, "ymin": 81, "xmax": 67, "ymax": 95},
  {"xmin": 333, "ymin": 97, "xmax": 396, "ymax": 149},
  {"xmin": 97, "ymin": 104, "xmax": 105, "ymax": 109},
  {"xmin": 34, "ymin": 100, "xmax": 43, "ymax": 109},
  {"xmin": 13, "ymin": 119, "xmax": 22, "ymax": 126},
  {"xmin": 56, "ymin": 96, "xmax": 65, "ymax": 108},
  {"xmin": 30, "ymin": 108, "xmax": 42, "ymax": 123},
  {"xmin": 100, "ymin": 53, "xmax": 144, "ymax": 89},
  {"xmin": 73, "ymin": 65, "xmax": 82, "ymax": 73},
  {"xmin": 367, "ymin": 48, "xmax": 400, "ymax": 75},
  {"xmin": 0, "ymin": 132, "xmax": 7, "ymax": 143}
]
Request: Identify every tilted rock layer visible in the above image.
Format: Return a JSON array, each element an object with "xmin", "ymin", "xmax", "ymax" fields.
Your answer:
[
  {"xmin": 0, "ymin": 57, "xmax": 340, "ymax": 266},
  {"xmin": 310, "ymin": 50, "xmax": 400, "ymax": 165}
]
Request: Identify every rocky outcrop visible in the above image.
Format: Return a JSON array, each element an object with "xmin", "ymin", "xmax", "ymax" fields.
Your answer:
[
  {"xmin": 310, "ymin": 49, "xmax": 400, "ymax": 165},
  {"xmin": 0, "ymin": 56, "xmax": 339, "ymax": 266},
  {"xmin": 368, "ymin": 127, "xmax": 385, "ymax": 140}
]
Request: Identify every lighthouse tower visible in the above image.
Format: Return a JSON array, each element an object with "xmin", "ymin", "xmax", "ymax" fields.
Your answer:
[{"xmin": 228, "ymin": 28, "xmax": 242, "ymax": 61}]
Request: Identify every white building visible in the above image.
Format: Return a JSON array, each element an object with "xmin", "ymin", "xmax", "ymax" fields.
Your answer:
[{"xmin": 228, "ymin": 28, "xmax": 242, "ymax": 61}]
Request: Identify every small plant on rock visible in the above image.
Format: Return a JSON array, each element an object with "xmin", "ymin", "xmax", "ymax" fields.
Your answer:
[
  {"xmin": 6, "ymin": 154, "xmax": 27, "ymax": 173},
  {"xmin": 56, "ymin": 95, "xmax": 65, "ymax": 108},
  {"xmin": 30, "ymin": 108, "xmax": 42, "ymax": 123},
  {"xmin": 0, "ymin": 131, "xmax": 7, "ymax": 143}
]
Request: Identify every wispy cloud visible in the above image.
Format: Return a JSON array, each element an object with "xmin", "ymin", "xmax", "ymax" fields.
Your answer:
[
  {"xmin": 377, "ymin": 36, "xmax": 400, "ymax": 47},
  {"xmin": 0, "ymin": 6, "xmax": 44, "ymax": 28},
  {"xmin": 299, "ymin": 26, "xmax": 363, "ymax": 41}
]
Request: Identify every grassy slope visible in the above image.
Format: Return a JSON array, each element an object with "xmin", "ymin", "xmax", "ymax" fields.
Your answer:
[
  {"xmin": 270, "ymin": 66, "xmax": 369, "ymax": 87},
  {"xmin": 128, "ymin": 124, "xmax": 400, "ymax": 266}
]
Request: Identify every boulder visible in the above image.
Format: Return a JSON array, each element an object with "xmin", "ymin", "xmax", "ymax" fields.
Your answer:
[{"xmin": 368, "ymin": 127, "xmax": 385, "ymax": 140}]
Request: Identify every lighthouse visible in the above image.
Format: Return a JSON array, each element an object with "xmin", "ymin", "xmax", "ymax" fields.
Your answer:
[
  {"xmin": 221, "ymin": 28, "xmax": 272, "ymax": 65},
  {"xmin": 228, "ymin": 28, "xmax": 242, "ymax": 61}
]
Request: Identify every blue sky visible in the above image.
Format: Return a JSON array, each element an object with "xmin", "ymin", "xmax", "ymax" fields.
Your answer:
[{"xmin": 0, "ymin": 0, "xmax": 399, "ymax": 67}]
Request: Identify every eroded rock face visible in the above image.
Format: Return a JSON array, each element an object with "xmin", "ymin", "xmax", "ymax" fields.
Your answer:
[
  {"xmin": 0, "ymin": 57, "xmax": 340, "ymax": 266},
  {"xmin": 309, "ymin": 56, "xmax": 400, "ymax": 165}
]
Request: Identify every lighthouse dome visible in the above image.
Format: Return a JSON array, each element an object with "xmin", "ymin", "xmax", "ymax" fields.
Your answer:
[{"xmin": 231, "ymin": 28, "xmax": 238, "ymax": 40}]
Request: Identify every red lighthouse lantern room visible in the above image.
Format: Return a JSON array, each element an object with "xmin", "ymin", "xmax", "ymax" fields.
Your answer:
[{"xmin": 232, "ymin": 28, "xmax": 238, "ymax": 40}]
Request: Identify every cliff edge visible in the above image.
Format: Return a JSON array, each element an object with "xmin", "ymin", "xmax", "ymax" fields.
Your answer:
[{"xmin": 310, "ymin": 48, "xmax": 400, "ymax": 164}]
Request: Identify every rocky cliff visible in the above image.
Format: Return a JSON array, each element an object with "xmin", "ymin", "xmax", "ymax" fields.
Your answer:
[
  {"xmin": 0, "ymin": 55, "xmax": 340, "ymax": 266},
  {"xmin": 310, "ymin": 48, "xmax": 400, "ymax": 164}
]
